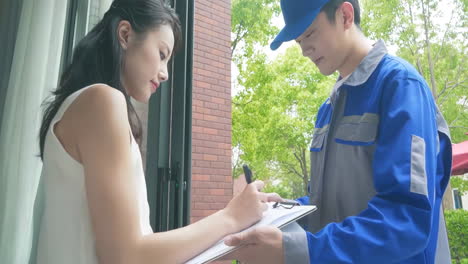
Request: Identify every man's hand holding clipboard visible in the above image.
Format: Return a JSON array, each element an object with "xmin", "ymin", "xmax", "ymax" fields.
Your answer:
[{"xmin": 186, "ymin": 165, "xmax": 316, "ymax": 264}]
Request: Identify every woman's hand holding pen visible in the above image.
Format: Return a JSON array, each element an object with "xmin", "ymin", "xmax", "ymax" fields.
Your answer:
[{"xmin": 222, "ymin": 180, "xmax": 282, "ymax": 232}]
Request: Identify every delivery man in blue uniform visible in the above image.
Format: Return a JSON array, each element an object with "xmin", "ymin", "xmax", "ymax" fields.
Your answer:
[{"xmin": 223, "ymin": 0, "xmax": 453, "ymax": 263}]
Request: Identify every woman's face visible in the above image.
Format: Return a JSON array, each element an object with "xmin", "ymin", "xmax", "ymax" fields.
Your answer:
[{"xmin": 119, "ymin": 22, "xmax": 175, "ymax": 103}]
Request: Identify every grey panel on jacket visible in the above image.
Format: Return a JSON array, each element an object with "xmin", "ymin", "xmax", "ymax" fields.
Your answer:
[
  {"xmin": 282, "ymin": 222, "xmax": 309, "ymax": 264},
  {"xmin": 307, "ymin": 90, "xmax": 377, "ymax": 233},
  {"xmin": 335, "ymin": 113, "xmax": 379, "ymax": 143},
  {"xmin": 410, "ymin": 135, "xmax": 428, "ymax": 196},
  {"xmin": 310, "ymin": 125, "xmax": 329, "ymax": 150},
  {"xmin": 435, "ymin": 206, "xmax": 452, "ymax": 263}
]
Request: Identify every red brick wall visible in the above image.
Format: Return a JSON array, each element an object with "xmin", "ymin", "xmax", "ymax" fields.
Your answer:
[{"xmin": 191, "ymin": 0, "xmax": 232, "ymax": 223}]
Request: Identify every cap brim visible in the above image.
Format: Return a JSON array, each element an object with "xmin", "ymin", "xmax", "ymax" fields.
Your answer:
[{"xmin": 270, "ymin": 8, "xmax": 321, "ymax": 50}]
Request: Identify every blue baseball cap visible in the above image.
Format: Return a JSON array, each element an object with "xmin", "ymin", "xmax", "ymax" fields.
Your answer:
[{"xmin": 270, "ymin": 0, "xmax": 331, "ymax": 50}]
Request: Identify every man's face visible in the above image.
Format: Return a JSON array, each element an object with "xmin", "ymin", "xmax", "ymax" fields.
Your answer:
[{"xmin": 295, "ymin": 11, "xmax": 348, "ymax": 76}]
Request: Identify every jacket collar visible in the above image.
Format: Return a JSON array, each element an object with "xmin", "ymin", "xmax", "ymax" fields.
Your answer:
[{"xmin": 343, "ymin": 39, "xmax": 388, "ymax": 86}]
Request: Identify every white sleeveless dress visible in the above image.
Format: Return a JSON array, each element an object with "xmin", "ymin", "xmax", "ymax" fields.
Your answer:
[{"xmin": 36, "ymin": 85, "xmax": 153, "ymax": 264}]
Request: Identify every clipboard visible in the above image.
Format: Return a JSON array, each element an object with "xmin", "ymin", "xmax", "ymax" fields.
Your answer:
[{"xmin": 185, "ymin": 202, "xmax": 317, "ymax": 264}]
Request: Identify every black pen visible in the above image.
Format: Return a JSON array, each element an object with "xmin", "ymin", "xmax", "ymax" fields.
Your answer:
[{"xmin": 242, "ymin": 164, "xmax": 253, "ymax": 184}]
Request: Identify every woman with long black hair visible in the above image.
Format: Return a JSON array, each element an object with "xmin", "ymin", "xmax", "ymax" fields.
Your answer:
[{"xmin": 37, "ymin": 1, "xmax": 280, "ymax": 263}]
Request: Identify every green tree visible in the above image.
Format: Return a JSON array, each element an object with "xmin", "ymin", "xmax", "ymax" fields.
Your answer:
[
  {"xmin": 231, "ymin": 0, "xmax": 280, "ymax": 59},
  {"xmin": 231, "ymin": 0, "xmax": 329, "ymax": 198},
  {"xmin": 451, "ymin": 175, "xmax": 468, "ymax": 196},
  {"xmin": 361, "ymin": 0, "xmax": 468, "ymax": 143},
  {"xmin": 445, "ymin": 209, "xmax": 468, "ymax": 263},
  {"xmin": 232, "ymin": 46, "xmax": 333, "ymax": 198}
]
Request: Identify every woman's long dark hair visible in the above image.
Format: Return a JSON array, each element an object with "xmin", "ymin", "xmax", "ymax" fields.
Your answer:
[{"xmin": 39, "ymin": 0, "xmax": 182, "ymax": 159}]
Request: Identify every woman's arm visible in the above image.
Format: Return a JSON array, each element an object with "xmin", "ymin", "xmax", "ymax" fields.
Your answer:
[{"xmin": 70, "ymin": 85, "xmax": 277, "ymax": 264}]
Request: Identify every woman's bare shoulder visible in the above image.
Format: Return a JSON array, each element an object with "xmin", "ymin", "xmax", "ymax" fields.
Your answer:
[
  {"xmin": 71, "ymin": 84, "xmax": 128, "ymax": 125},
  {"xmin": 53, "ymin": 84, "xmax": 130, "ymax": 163},
  {"xmin": 67, "ymin": 84, "xmax": 131, "ymax": 150},
  {"xmin": 78, "ymin": 84, "xmax": 127, "ymax": 110}
]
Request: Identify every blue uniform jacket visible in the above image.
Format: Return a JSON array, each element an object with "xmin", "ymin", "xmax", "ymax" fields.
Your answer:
[{"xmin": 283, "ymin": 40, "xmax": 452, "ymax": 264}]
